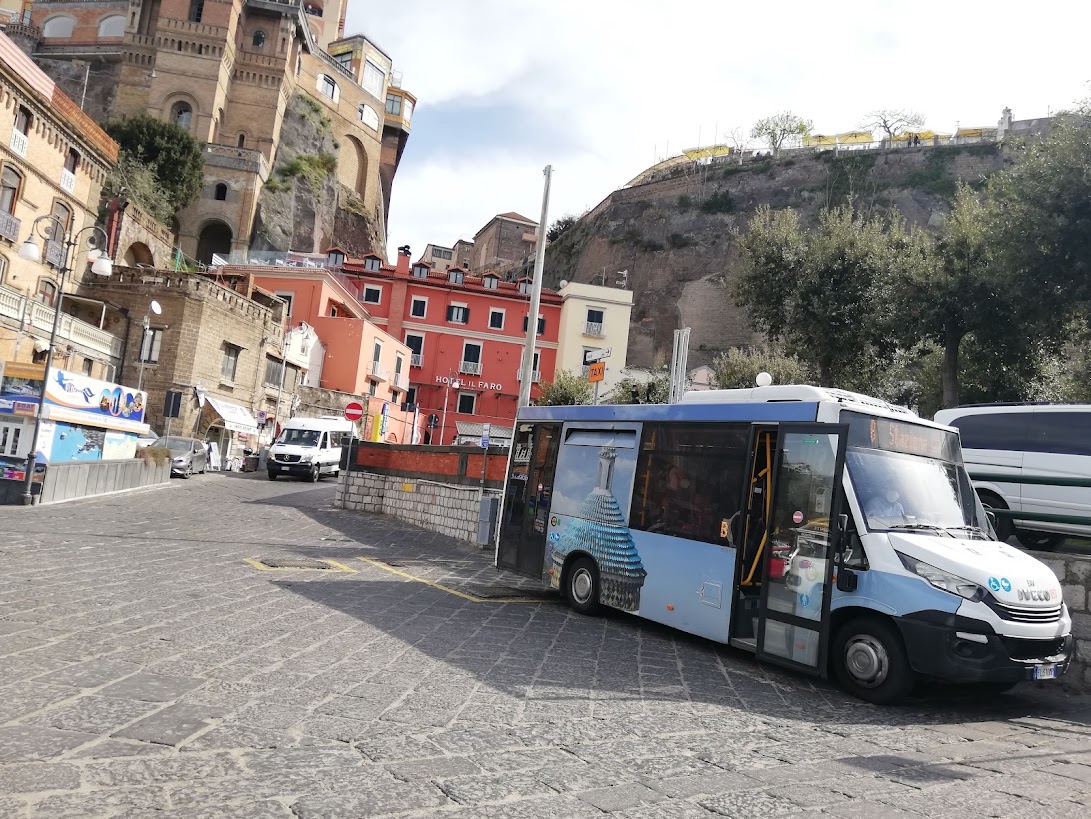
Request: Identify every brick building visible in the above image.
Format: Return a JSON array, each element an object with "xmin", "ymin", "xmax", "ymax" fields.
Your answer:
[
  {"xmin": 15, "ymin": 0, "xmax": 414, "ymax": 263},
  {"xmin": 469, "ymin": 211, "xmax": 538, "ymax": 276}
]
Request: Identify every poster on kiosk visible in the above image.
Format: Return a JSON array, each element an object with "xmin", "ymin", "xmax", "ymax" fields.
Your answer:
[{"xmin": 39, "ymin": 368, "xmax": 150, "ymax": 462}]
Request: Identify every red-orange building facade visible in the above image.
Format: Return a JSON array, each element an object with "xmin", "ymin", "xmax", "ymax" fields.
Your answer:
[{"xmin": 337, "ymin": 247, "xmax": 562, "ymax": 444}]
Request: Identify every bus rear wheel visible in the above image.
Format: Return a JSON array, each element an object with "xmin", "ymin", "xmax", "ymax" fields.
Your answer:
[
  {"xmin": 832, "ymin": 616, "xmax": 915, "ymax": 705},
  {"xmin": 565, "ymin": 557, "xmax": 601, "ymax": 616}
]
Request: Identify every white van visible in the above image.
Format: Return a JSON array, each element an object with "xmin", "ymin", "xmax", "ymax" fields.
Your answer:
[
  {"xmin": 934, "ymin": 404, "xmax": 1091, "ymax": 549},
  {"xmin": 268, "ymin": 416, "xmax": 355, "ymax": 482}
]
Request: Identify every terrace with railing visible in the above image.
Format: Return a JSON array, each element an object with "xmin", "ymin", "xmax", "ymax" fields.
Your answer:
[{"xmin": 0, "ymin": 283, "xmax": 123, "ymax": 361}]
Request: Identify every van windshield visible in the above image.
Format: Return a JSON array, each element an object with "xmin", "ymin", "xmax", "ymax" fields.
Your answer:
[
  {"xmin": 842, "ymin": 411, "xmax": 987, "ymax": 536},
  {"xmin": 277, "ymin": 429, "xmax": 321, "ymax": 447}
]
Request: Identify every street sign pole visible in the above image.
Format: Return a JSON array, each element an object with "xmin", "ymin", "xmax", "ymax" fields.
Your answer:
[
  {"xmin": 518, "ymin": 165, "xmax": 552, "ymax": 410},
  {"xmin": 479, "ymin": 422, "xmax": 491, "ymax": 491}
]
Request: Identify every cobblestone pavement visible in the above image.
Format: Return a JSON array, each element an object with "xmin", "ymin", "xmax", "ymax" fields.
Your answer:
[{"xmin": 2, "ymin": 474, "xmax": 1091, "ymax": 819}]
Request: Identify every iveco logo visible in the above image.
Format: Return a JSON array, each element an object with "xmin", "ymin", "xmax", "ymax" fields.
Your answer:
[{"xmin": 1017, "ymin": 588, "xmax": 1058, "ymax": 602}]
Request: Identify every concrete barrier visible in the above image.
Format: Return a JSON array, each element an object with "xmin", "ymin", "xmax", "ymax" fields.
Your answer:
[
  {"xmin": 1034, "ymin": 550, "xmax": 1091, "ymax": 691},
  {"xmin": 36, "ymin": 458, "xmax": 171, "ymax": 505}
]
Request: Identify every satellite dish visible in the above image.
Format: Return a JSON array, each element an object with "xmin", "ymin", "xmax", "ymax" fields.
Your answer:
[
  {"xmin": 755, "ymin": 372, "xmax": 773, "ymax": 387},
  {"xmin": 559, "ymin": 279, "xmax": 569, "ymax": 288},
  {"xmin": 149, "ymin": 300, "xmax": 162, "ymax": 315}
]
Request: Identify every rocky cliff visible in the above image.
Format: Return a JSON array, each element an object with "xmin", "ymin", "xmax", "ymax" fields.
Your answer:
[
  {"xmin": 251, "ymin": 94, "xmax": 384, "ymax": 257},
  {"xmin": 544, "ymin": 144, "xmax": 1011, "ymax": 369}
]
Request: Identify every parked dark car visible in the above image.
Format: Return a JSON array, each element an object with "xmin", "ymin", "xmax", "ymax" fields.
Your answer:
[{"xmin": 155, "ymin": 436, "xmax": 208, "ymax": 478}]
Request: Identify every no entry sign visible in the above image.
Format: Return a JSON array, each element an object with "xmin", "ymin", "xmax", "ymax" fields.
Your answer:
[{"xmin": 344, "ymin": 402, "xmax": 365, "ymax": 422}]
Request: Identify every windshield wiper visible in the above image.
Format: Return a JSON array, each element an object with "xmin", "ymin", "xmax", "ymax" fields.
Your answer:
[
  {"xmin": 940, "ymin": 525, "xmax": 991, "ymax": 540},
  {"xmin": 885, "ymin": 524, "xmax": 956, "ymax": 537}
]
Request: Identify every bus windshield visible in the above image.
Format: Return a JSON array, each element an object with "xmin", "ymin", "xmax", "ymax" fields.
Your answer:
[
  {"xmin": 842, "ymin": 411, "xmax": 985, "ymax": 536},
  {"xmin": 277, "ymin": 429, "xmax": 321, "ymax": 447}
]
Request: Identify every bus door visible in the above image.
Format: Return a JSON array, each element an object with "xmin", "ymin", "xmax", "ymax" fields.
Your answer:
[
  {"xmin": 756, "ymin": 424, "xmax": 847, "ymax": 676},
  {"xmin": 497, "ymin": 423, "xmax": 560, "ymax": 577}
]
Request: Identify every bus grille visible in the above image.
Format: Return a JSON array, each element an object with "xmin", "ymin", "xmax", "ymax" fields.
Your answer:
[
  {"xmin": 276, "ymin": 454, "xmax": 302, "ymax": 463},
  {"xmin": 988, "ymin": 599, "xmax": 1062, "ymax": 624}
]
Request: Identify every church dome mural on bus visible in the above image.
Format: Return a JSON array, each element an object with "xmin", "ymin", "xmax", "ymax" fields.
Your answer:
[{"xmin": 551, "ymin": 447, "xmax": 646, "ymax": 611}]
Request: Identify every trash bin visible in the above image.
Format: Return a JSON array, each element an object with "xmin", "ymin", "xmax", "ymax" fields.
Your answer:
[{"xmin": 243, "ymin": 455, "xmax": 259, "ymax": 472}]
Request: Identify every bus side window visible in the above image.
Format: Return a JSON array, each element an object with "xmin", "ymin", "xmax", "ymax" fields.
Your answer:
[{"xmin": 629, "ymin": 423, "xmax": 749, "ymax": 544}]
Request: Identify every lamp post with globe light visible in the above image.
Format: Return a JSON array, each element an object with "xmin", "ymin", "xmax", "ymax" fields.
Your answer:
[
  {"xmin": 439, "ymin": 374, "xmax": 461, "ymax": 446},
  {"xmin": 136, "ymin": 299, "xmax": 162, "ymax": 392},
  {"xmin": 16, "ymin": 214, "xmax": 114, "ymax": 504}
]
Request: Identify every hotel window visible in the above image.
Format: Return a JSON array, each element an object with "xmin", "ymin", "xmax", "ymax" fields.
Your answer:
[
  {"xmin": 523, "ymin": 315, "xmax": 545, "ymax": 335},
  {"xmin": 275, "ymin": 292, "xmax": 294, "ymax": 317},
  {"xmin": 364, "ymin": 256, "xmax": 381, "ymax": 272},
  {"xmin": 411, "ymin": 264, "xmax": 429, "ymax": 278},
  {"xmin": 363, "ymin": 59, "xmax": 384, "ymax": 98},
  {"xmin": 447, "ymin": 304, "xmax": 469, "ymax": 324},
  {"xmin": 327, "ymin": 249, "xmax": 345, "ymax": 266},
  {"xmin": 482, "ymin": 275, "xmax": 498, "ymax": 290},
  {"xmin": 385, "ymin": 93, "xmax": 402, "ymax": 117},
  {"xmin": 363, "ymin": 285, "xmax": 381, "ymax": 304},
  {"xmin": 518, "ymin": 280, "xmax": 531, "ymax": 294},
  {"xmin": 410, "ymin": 297, "xmax": 427, "ymax": 318},
  {"xmin": 404, "ymin": 333, "xmax": 423, "ymax": 356},
  {"xmin": 457, "ymin": 393, "xmax": 476, "ymax": 414},
  {"xmin": 448, "ymin": 269, "xmax": 464, "ymax": 285},
  {"xmin": 488, "ymin": 308, "xmax": 504, "ymax": 330}
]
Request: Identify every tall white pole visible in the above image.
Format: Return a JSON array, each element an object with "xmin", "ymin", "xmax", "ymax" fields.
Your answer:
[{"xmin": 518, "ymin": 165, "xmax": 552, "ymax": 410}]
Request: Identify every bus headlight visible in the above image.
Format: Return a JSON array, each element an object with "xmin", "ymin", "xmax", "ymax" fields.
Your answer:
[{"xmin": 897, "ymin": 552, "xmax": 986, "ymax": 602}]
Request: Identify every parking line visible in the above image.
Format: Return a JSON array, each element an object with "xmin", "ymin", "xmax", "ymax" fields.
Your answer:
[
  {"xmin": 355, "ymin": 556, "xmax": 546, "ymax": 603},
  {"xmin": 244, "ymin": 558, "xmax": 359, "ymax": 573}
]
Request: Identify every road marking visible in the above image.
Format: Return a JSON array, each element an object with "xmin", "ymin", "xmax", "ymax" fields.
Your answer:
[
  {"xmin": 356, "ymin": 556, "xmax": 547, "ymax": 603},
  {"xmin": 244, "ymin": 558, "xmax": 358, "ymax": 573}
]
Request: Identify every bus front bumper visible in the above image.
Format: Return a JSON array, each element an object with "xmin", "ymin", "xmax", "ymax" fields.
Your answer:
[{"xmin": 897, "ymin": 611, "xmax": 1073, "ymax": 684}]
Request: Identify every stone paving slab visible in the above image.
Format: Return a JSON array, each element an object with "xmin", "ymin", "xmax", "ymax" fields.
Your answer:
[{"xmin": 0, "ymin": 473, "xmax": 1090, "ymax": 817}]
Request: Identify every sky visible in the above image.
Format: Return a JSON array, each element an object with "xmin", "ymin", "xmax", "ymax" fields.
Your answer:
[{"xmin": 346, "ymin": 1, "xmax": 1091, "ymax": 260}]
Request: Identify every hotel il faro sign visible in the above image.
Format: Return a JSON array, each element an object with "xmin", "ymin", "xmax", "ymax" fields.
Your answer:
[{"xmin": 435, "ymin": 376, "xmax": 504, "ymax": 391}]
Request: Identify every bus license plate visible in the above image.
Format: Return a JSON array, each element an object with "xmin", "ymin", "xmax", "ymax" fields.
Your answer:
[{"xmin": 1034, "ymin": 664, "xmax": 1058, "ymax": 680}]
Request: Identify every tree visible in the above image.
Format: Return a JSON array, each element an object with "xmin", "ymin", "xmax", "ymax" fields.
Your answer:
[
  {"xmin": 102, "ymin": 150, "xmax": 175, "ymax": 224},
  {"xmin": 608, "ymin": 372, "xmax": 670, "ymax": 404},
  {"xmin": 105, "ymin": 113, "xmax": 204, "ymax": 215},
  {"xmin": 547, "ymin": 215, "xmax": 577, "ymax": 243},
  {"xmin": 536, "ymin": 370, "xmax": 594, "ymax": 405},
  {"xmin": 734, "ymin": 205, "xmax": 907, "ymax": 388},
  {"xmin": 750, "ymin": 112, "xmax": 812, "ymax": 155},
  {"xmin": 860, "ymin": 109, "xmax": 925, "ymax": 140},
  {"xmin": 711, "ymin": 347, "xmax": 813, "ymax": 389}
]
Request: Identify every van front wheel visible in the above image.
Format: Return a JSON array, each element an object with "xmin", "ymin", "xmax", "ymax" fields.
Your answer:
[
  {"xmin": 833, "ymin": 617, "xmax": 915, "ymax": 705},
  {"xmin": 309, "ymin": 465, "xmax": 321, "ymax": 482}
]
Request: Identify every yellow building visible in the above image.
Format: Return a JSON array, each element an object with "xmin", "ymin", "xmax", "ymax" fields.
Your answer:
[
  {"xmin": 556, "ymin": 281, "xmax": 634, "ymax": 400},
  {"xmin": 0, "ymin": 31, "xmax": 121, "ymax": 380}
]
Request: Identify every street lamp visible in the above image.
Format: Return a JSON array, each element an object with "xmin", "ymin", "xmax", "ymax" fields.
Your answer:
[
  {"xmin": 16, "ymin": 215, "xmax": 113, "ymax": 505},
  {"xmin": 265, "ymin": 324, "xmax": 309, "ymax": 443},
  {"xmin": 136, "ymin": 299, "xmax": 162, "ymax": 392},
  {"xmin": 439, "ymin": 375, "xmax": 461, "ymax": 446}
]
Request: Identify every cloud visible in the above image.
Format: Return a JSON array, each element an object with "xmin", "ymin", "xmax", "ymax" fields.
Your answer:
[{"xmin": 347, "ymin": 1, "xmax": 1091, "ymax": 258}]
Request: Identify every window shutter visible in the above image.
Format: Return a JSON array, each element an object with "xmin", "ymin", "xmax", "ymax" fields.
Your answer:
[
  {"xmin": 463, "ymin": 307, "xmax": 470, "ymax": 322},
  {"xmin": 537, "ymin": 317, "xmax": 545, "ymax": 335},
  {"xmin": 446, "ymin": 305, "xmax": 454, "ymax": 321}
]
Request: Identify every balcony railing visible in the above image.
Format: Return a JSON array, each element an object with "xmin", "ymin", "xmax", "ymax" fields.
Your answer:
[
  {"xmin": 9, "ymin": 128, "xmax": 28, "ymax": 158},
  {"xmin": 581, "ymin": 365, "xmax": 591, "ymax": 377},
  {"xmin": 410, "ymin": 353, "xmax": 423, "ymax": 368},
  {"xmin": 518, "ymin": 370, "xmax": 542, "ymax": 383},
  {"xmin": 459, "ymin": 360, "xmax": 482, "ymax": 376},
  {"xmin": 60, "ymin": 168, "xmax": 76, "ymax": 194},
  {"xmin": 393, "ymin": 371, "xmax": 409, "ymax": 391},
  {"xmin": 584, "ymin": 321, "xmax": 605, "ymax": 337},
  {"xmin": 368, "ymin": 360, "xmax": 389, "ymax": 381},
  {"xmin": 0, "ymin": 210, "xmax": 20, "ymax": 243},
  {"xmin": 0, "ymin": 283, "xmax": 123, "ymax": 360},
  {"xmin": 45, "ymin": 241, "xmax": 65, "ymax": 268}
]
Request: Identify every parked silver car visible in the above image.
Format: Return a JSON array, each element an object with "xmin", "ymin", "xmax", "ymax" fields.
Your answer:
[{"xmin": 155, "ymin": 436, "xmax": 208, "ymax": 478}]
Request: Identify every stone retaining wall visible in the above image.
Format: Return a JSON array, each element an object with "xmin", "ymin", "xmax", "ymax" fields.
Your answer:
[
  {"xmin": 336, "ymin": 469, "xmax": 500, "ymax": 545},
  {"xmin": 1036, "ymin": 550, "xmax": 1091, "ymax": 691}
]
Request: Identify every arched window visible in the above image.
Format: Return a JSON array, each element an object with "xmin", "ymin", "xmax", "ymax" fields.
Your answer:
[
  {"xmin": 0, "ymin": 255, "xmax": 7, "ymax": 286},
  {"xmin": 318, "ymin": 74, "xmax": 338, "ymax": 101},
  {"xmin": 97, "ymin": 15, "xmax": 125, "ymax": 37},
  {"xmin": 357, "ymin": 104, "xmax": 379, "ymax": 130},
  {"xmin": 50, "ymin": 200, "xmax": 73, "ymax": 234},
  {"xmin": 252, "ymin": 30, "xmax": 266, "ymax": 48},
  {"xmin": 237, "ymin": 133, "xmax": 246, "ymax": 148},
  {"xmin": 171, "ymin": 101, "xmax": 192, "ymax": 130},
  {"xmin": 36, "ymin": 278, "xmax": 58, "ymax": 307},
  {"xmin": 0, "ymin": 166, "xmax": 23, "ymax": 215},
  {"xmin": 214, "ymin": 183, "xmax": 227, "ymax": 201},
  {"xmin": 42, "ymin": 15, "xmax": 76, "ymax": 38}
]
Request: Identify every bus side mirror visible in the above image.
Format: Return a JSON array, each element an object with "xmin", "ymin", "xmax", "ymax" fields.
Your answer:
[
  {"xmin": 836, "ymin": 569, "xmax": 858, "ymax": 593},
  {"xmin": 985, "ymin": 510, "xmax": 998, "ymax": 529},
  {"xmin": 835, "ymin": 513, "xmax": 857, "ymax": 591},
  {"xmin": 837, "ymin": 513, "xmax": 848, "ymax": 535}
]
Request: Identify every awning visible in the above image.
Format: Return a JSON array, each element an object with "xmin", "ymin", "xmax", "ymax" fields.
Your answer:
[{"xmin": 206, "ymin": 396, "xmax": 259, "ymax": 434}]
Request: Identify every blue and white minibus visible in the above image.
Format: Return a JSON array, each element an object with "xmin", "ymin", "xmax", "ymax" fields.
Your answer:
[{"xmin": 495, "ymin": 384, "xmax": 1073, "ymax": 703}]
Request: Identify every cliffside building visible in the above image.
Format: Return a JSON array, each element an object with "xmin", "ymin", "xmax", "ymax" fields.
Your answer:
[{"xmin": 14, "ymin": 0, "xmax": 414, "ymax": 264}]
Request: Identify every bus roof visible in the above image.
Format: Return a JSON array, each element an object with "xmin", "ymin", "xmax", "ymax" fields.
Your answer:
[{"xmin": 680, "ymin": 385, "xmax": 914, "ymax": 416}]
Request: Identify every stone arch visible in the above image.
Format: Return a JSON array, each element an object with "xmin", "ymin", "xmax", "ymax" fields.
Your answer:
[
  {"xmin": 97, "ymin": 15, "xmax": 125, "ymax": 37},
  {"xmin": 195, "ymin": 220, "xmax": 233, "ymax": 264},
  {"xmin": 338, "ymin": 135, "xmax": 368, "ymax": 198},
  {"xmin": 123, "ymin": 242, "xmax": 154, "ymax": 267},
  {"xmin": 42, "ymin": 15, "xmax": 76, "ymax": 38}
]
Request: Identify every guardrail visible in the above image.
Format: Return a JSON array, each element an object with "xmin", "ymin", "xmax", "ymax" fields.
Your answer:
[{"xmin": 969, "ymin": 472, "xmax": 1091, "ymax": 526}]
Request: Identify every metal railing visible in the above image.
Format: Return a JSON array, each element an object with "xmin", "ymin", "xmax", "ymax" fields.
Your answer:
[
  {"xmin": 59, "ymin": 168, "xmax": 76, "ymax": 194},
  {"xmin": 971, "ymin": 472, "xmax": 1091, "ymax": 527},
  {"xmin": 44, "ymin": 241, "xmax": 64, "ymax": 268},
  {"xmin": 393, "ymin": 371, "xmax": 409, "ymax": 391},
  {"xmin": 9, "ymin": 128, "xmax": 27, "ymax": 157},
  {"xmin": 368, "ymin": 360, "xmax": 389, "ymax": 381},
  {"xmin": 0, "ymin": 283, "xmax": 123, "ymax": 360},
  {"xmin": 584, "ymin": 321, "xmax": 604, "ymax": 337},
  {"xmin": 459, "ymin": 361, "xmax": 482, "ymax": 375},
  {"xmin": 410, "ymin": 353, "xmax": 423, "ymax": 368},
  {"xmin": 0, "ymin": 210, "xmax": 20, "ymax": 243}
]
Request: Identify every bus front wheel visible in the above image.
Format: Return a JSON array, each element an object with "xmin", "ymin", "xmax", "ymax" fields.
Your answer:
[
  {"xmin": 565, "ymin": 557, "xmax": 601, "ymax": 616},
  {"xmin": 832, "ymin": 616, "xmax": 914, "ymax": 705}
]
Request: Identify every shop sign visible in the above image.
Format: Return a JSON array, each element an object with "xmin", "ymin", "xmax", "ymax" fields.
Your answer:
[
  {"xmin": 42, "ymin": 368, "xmax": 149, "ymax": 433},
  {"xmin": 435, "ymin": 376, "xmax": 504, "ymax": 391}
]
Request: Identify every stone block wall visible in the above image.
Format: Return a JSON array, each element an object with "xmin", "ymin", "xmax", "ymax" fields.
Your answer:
[
  {"xmin": 336, "ymin": 470, "xmax": 499, "ymax": 545},
  {"xmin": 1036, "ymin": 551, "xmax": 1091, "ymax": 692}
]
